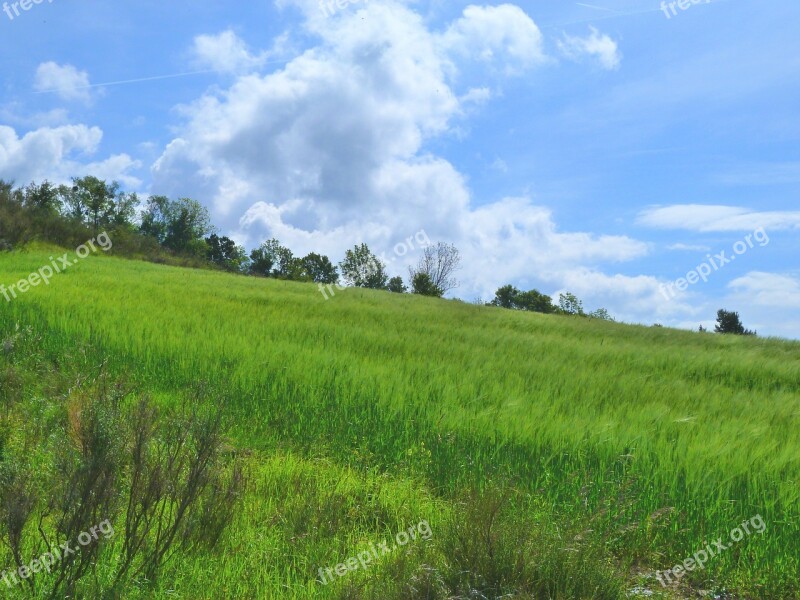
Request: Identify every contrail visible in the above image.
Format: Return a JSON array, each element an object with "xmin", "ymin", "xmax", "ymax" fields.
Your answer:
[
  {"xmin": 575, "ymin": 3, "xmax": 620, "ymax": 13},
  {"xmin": 33, "ymin": 57, "xmax": 292, "ymax": 95},
  {"xmin": 544, "ymin": 0, "xmax": 732, "ymax": 29}
]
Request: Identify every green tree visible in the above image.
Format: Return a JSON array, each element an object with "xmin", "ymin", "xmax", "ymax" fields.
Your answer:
[
  {"xmin": 558, "ymin": 292, "xmax": 585, "ymax": 316},
  {"xmin": 110, "ymin": 191, "xmax": 139, "ymax": 229},
  {"xmin": 490, "ymin": 285, "xmax": 520, "ymax": 309},
  {"xmin": 517, "ymin": 289, "xmax": 557, "ymax": 314},
  {"xmin": 246, "ymin": 239, "xmax": 297, "ymax": 278},
  {"xmin": 715, "ymin": 309, "xmax": 756, "ymax": 336},
  {"xmin": 139, "ymin": 196, "xmax": 214, "ymax": 256},
  {"xmin": 20, "ymin": 181, "xmax": 62, "ymax": 215},
  {"xmin": 300, "ymin": 253, "xmax": 339, "ymax": 284},
  {"xmin": 249, "ymin": 244, "xmax": 275, "ymax": 277},
  {"xmin": 206, "ymin": 234, "xmax": 248, "ymax": 272},
  {"xmin": 411, "ymin": 272, "xmax": 443, "ymax": 297},
  {"xmin": 408, "ymin": 242, "xmax": 461, "ymax": 295},
  {"xmin": 65, "ymin": 176, "xmax": 121, "ymax": 234},
  {"xmin": 339, "ymin": 243, "xmax": 388, "ymax": 289},
  {"xmin": 588, "ymin": 308, "xmax": 614, "ymax": 321},
  {"xmin": 387, "ymin": 276, "xmax": 407, "ymax": 293}
]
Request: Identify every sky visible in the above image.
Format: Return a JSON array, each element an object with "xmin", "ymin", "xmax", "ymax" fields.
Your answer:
[{"xmin": 1, "ymin": 0, "xmax": 798, "ymax": 337}]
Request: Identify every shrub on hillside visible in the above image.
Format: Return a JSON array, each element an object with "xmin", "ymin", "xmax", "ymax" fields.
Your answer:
[{"xmin": 0, "ymin": 332, "xmax": 244, "ymax": 597}]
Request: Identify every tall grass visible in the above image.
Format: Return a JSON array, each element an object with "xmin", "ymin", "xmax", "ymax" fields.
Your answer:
[{"xmin": 1, "ymin": 246, "xmax": 798, "ymax": 597}]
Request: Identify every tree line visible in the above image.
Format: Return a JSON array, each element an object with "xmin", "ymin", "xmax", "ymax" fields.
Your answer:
[
  {"xmin": 0, "ymin": 177, "xmax": 462, "ymax": 298},
  {"xmin": 0, "ymin": 176, "xmax": 760, "ymax": 333}
]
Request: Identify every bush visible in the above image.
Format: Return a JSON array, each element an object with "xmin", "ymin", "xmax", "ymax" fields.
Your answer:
[{"xmin": 0, "ymin": 332, "xmax": 244, "ymax": 597}]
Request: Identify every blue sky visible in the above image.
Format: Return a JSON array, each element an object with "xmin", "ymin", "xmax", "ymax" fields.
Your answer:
[{"xmin": 1, "ymin": 0, "xmax": 799, "ymax": 337}]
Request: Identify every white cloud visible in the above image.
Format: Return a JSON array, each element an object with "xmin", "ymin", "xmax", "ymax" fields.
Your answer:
[
  {"xmin": 637, "ymin": 204, "xmax": 800, "ymax": 231},
  {"xmin": 438, "ymin": 4, "xmax": 547, "ymax": 75},
  {"xmin": 191, "ymin": 30, "xmax": 282, "ymax": 74},
  {"xmin": 557, "ymin": 26, "xmax": 621, "ymax": 70},
  {"xmin": 33, "ymin": 62, "xmax": 92, "ymax": 102},
  {"xmin": 550, "ymin": 268, "xmax": 699, "ymax": 323},
  {"xmin": 728, "ymin": 272, "xmax": 800, "ymax": 308},
  {"xmin": 150, "ymin": 3, "xmax": 648, "ymax": 310},
  {"xmin": 0, "ymin": 124, "xmax": 140, "ymax": 188},
  {"xmin": 667, "ymin": 243, "xmax": 712, "ymax": 251},
  {"xmin": 721, "ymin": 272, "xmax": 800, "ymax": 338},
  {"xmin": 460, "ymin": 87, "xmax": 492, "ymax": 106},
  {"xmin": 83, "ymin": 154, "xmax": 143, "ymax": 189}
]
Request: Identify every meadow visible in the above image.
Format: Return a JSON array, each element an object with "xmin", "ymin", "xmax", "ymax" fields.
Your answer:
[{"xmin": 1, "ymin": 245, "xmax": 799, "ymax": 599}]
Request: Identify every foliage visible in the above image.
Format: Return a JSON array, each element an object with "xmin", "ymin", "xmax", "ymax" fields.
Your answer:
[
  {"xmin": 300, "ymin": 252, "xmax": 339, "ymax": 284},
  {"xmin": 140, "ymin": 196, "xmax": 214, "ymax": 256},
  {"xmin": 558, "ymin": 292, "xmax": 585, "ymax": 316},
  {"xmin": 588, "ymin": 308, "xmax": 614, "ymax": 321},
  {"xmin": 490, "ymin": 285, "xmax": 557, "ymax": 314},
  {"xmin": 387, "ymin": 276, "xmax": 406, "ymax": 293},
  {"xmin": 339, "ymin": 243, "xmax": 388, "ymax": 289},
  {"xmin": 206, "ymin": 234, "xmax": 249, "ymax": 272},
  {"xmin": 715, "ymin": 309, "xmax": 756, "ymax": 336},
  {"xmin": 408, "ymin": 242, "xmax": 461, "ymax": 295},
  {"xmin": 0, "ymin": 335, "xmax": 243, "ymax": 598},
  {"xmin": 411, "ymin": 272, "xmax": 443, "ymax": 297}
]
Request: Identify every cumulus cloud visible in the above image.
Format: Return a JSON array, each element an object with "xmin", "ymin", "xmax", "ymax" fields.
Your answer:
[
  {"xmin": 722, "ymin": 272, "xmax": 800, "ymax": 338},
  {"xmin": 190, "ymin": 30, "xmax": 289, "ymax": 74},
  {"xmin": 149, "ymin": 2, "xmax": 647, "ymax": 309},
  {"xmin": 33, "ymin": 62, "xmax": 93, "ymax": 102},
  {"xmin": 557, "ymin": 26, "xmax": 621, "ymax": 70},
  {"xmin": 438, "ymin": 4, "xmax": 547, "ymax": 75},
  {"xmin": 0, "ymin": 124, "xmax": 140, "ymax": 187},
  {"xmin": 638, "ymin": 204, "xmax": 800, "ymax": 231},
  {"xmin": 728, "ymin": 272, "xmax": 800, "ymax": 308}
]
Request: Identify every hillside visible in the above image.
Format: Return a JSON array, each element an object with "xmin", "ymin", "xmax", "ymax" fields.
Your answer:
[{"xmin": 1, "ymin": 247, "xmax": 799, "ymax": 599}]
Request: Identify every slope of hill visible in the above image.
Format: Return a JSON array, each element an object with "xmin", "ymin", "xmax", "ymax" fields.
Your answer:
[{"xmin": 1, "ymin": 246, "xmax": 799, "ymax": 599}]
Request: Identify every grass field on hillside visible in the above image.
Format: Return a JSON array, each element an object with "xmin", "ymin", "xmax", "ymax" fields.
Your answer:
[{"xmin": 1, "ymin": 246, "xmax": 799, "ymax": 599}]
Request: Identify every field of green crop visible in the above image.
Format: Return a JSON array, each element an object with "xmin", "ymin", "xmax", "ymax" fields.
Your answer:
[{"xmin": 1, "ymin": 245, "xmax": 799, "ymax": 599}]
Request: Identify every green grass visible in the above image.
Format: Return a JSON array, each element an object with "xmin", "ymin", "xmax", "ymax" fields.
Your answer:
[{"xmin": 1, "ymin": 245, "xmax": 799, "ymax": 598}]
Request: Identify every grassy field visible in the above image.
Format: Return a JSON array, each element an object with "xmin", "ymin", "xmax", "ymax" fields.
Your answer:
[{"xmin": 1, "ymin": 245, "xmax": 799, "ymax": 599}]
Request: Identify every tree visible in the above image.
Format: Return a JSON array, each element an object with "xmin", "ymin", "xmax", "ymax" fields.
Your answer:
[
  {"xmin": 517, "ymin": 289, "xmax": 557, "ymax": 314},
  {"xmin": 110, "ymin": 191, "xmax": 139, "ymax": 229},
  {"xmin": 715, "ymin": 310, "xmax": 756, "ymax": 336},
  {"xmin": 411, "ymin": 272, "xmax": 443, "ymax": 297},
  {"xmin": 300, "ymin": 253, "xmax": 338, "ymax": 284},
  {"xmin": 409, "ymin": 242, "xmax": 461, "ymax": 295},
  {"xmin": 490, "ymin": 285, "xmax": 557, "ymax": 314},
  {"xmin": 387, "ymin": 276, "xmax": 407, "ymax": 293},
  {"xmin": 588, "ymin": 308, "xmax": 614, "ymax": 321},
  {"xmin": 165, "ymin": 198, "xmax": 214, "ymax": 256},
  {"xmin": 20, "ymin": 181, "xmax": 62, "ymax": 215},
  {"xmin": 63, "ymin": 176, "xmax": 121, "ymax": 234},
  {"xmin": 249, "ymin": 244, "xmax": 275, "ymax": 277},
  {"xmin": 490, "ymin": 285, "xmax": 520, "ymax": 309},
  {"xmin": 140, "ymin": 196, "xmax": 214, "ymax": 256},
  {"xmin": 558, "ymin": 292, "xmax": 585, "ymax": 316},
  {"xmin": 205, "ymin": 234, "xmax": 248, "ymax": 272},
  {"xmin": 339, "ymin": 243, "xmax": 388, "ymax": 289}
]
